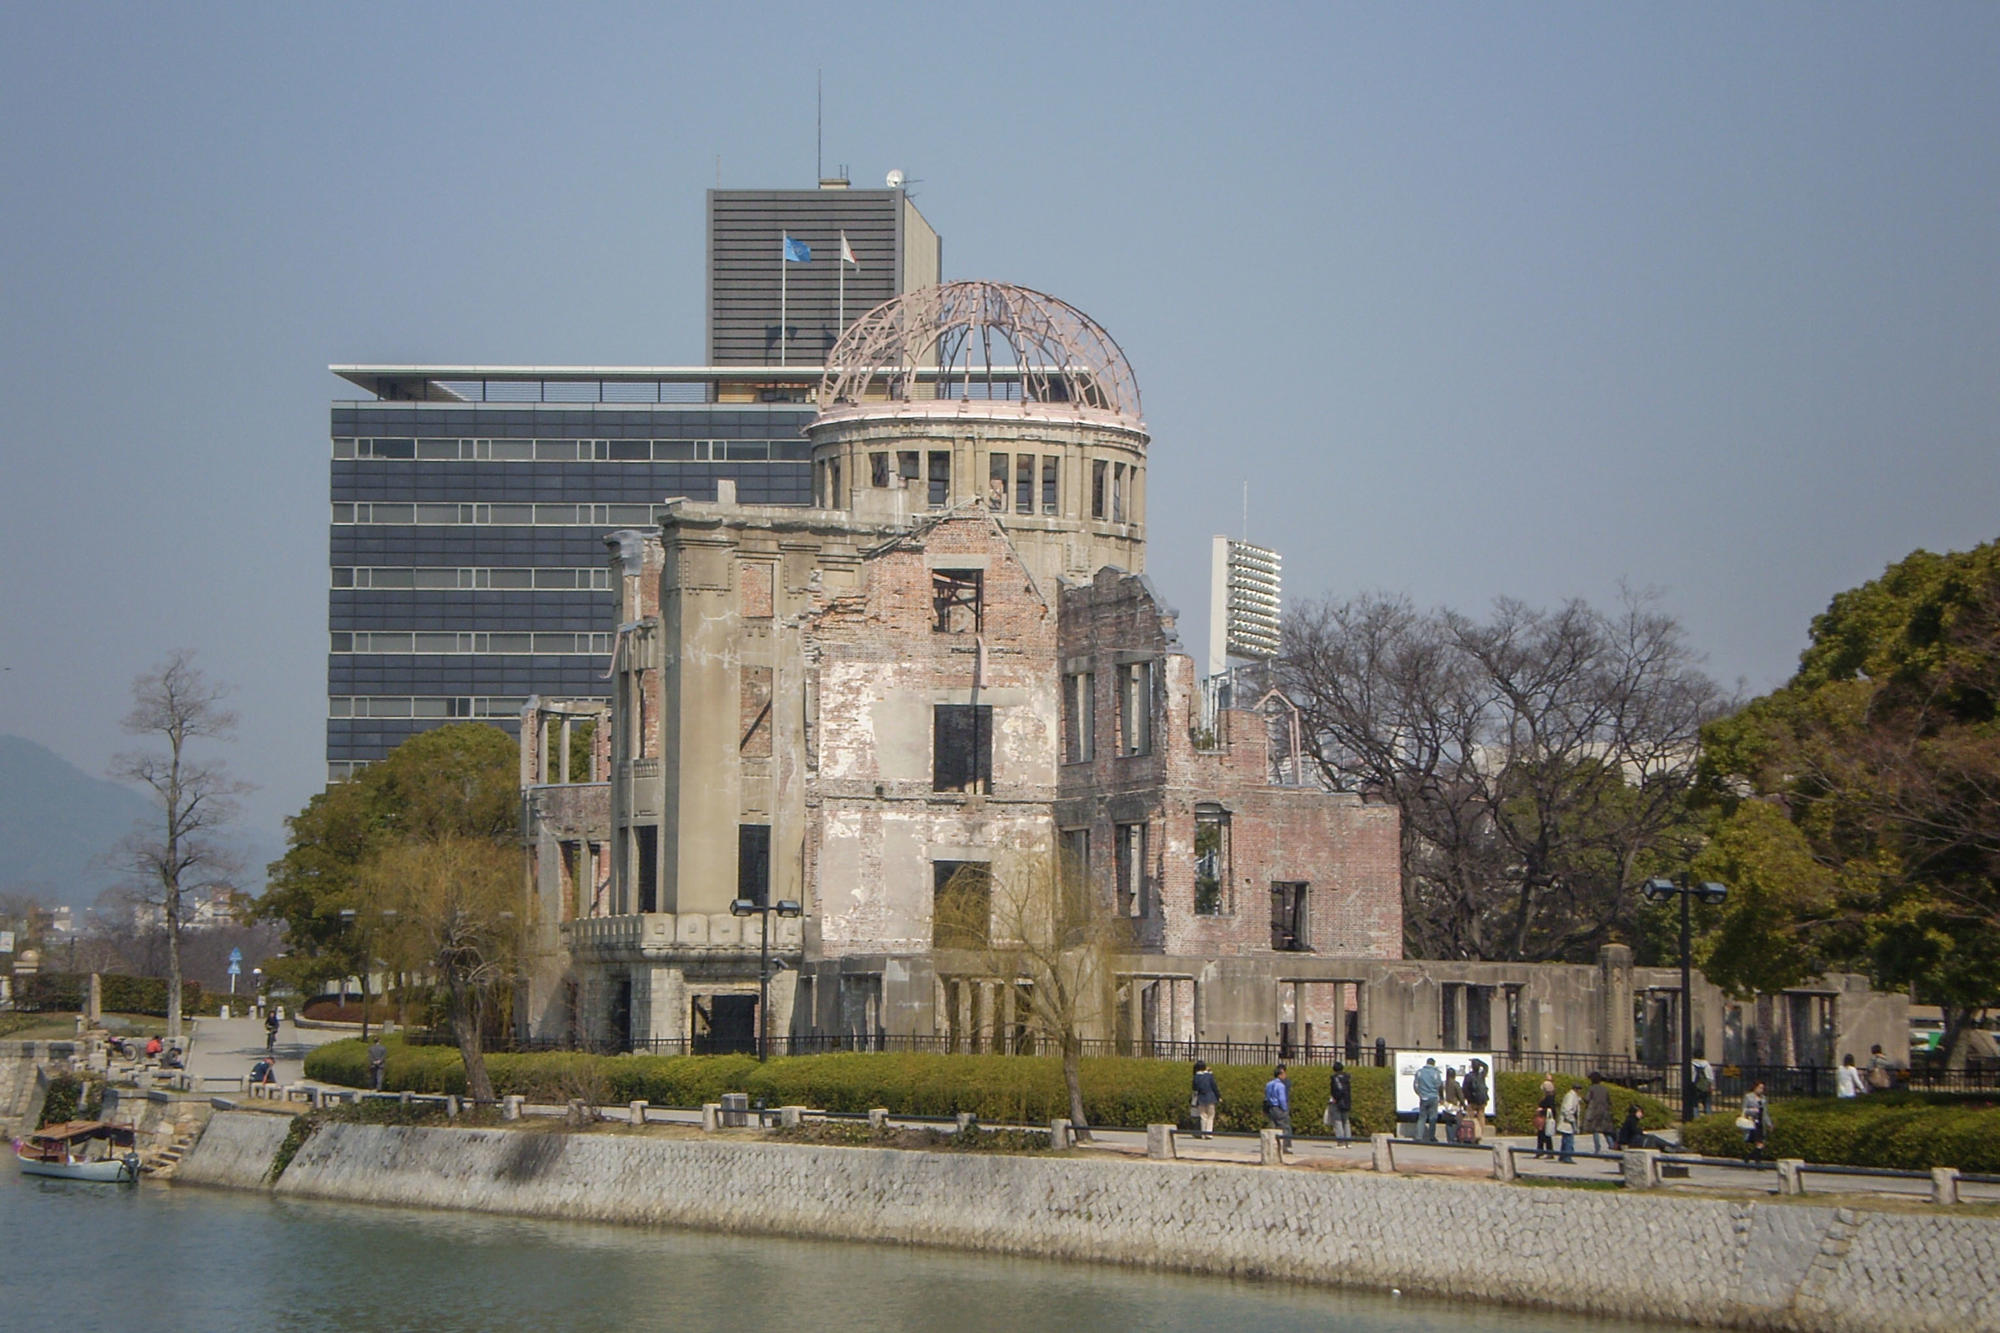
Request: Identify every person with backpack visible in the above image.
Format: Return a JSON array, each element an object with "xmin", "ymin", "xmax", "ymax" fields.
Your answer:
[
  {"xmin": 1322, "ymin": 1062, "xmax": 1353, "ymax": 1147},
  {"xmin": 1461, "ymin": 1060, "xmax": 1490, "ymax": 1142}
]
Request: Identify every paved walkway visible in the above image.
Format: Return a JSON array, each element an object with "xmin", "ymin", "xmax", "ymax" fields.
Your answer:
[{"xmin": 182, "ymin": 1015, "xmax": 354, "ymax": 1090}]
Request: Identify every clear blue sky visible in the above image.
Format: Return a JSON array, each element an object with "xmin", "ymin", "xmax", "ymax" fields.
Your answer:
[{"xmin": 3, "ymin": 3, "xmax": 1997, "ymax": 859}]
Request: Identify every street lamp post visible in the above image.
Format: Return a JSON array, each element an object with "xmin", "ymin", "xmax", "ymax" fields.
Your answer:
[
  {"xmin": 729, "ymin": 897, "xmax": 803, "ymax": 1061},
  {"xmin": 1642, "ymin": 877, "xmax": 1728, "ymax": 1126},
  {"xmin": 338, "ymin": 908, "xmax": 397, "ymax": 1042}
]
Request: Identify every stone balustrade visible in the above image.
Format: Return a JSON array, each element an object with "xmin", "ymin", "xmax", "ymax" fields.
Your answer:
[{"xmin": 560, "ymin": 911, "xmax": 804, "ymax": 961}]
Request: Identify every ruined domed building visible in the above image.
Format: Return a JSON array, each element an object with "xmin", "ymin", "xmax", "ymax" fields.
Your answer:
[{"xmin": 515, "ymin": 280, "xmax": 1401, "ymax": 1052}]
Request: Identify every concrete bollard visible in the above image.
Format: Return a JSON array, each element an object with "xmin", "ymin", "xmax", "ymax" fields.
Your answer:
[
  {"xmin": 1259, "ymin": 1129, "xmax": 1284, "ymax": 1165},
  {"xmin": 1371, "ymin": 1133, "xmax": 1396, "ymax": 1173},
  {"xmin": 1146, "ymin": 1124, "xmax": 1177, "ymax": 1160},
  {"xmin": 502, "ymin": 1094, "xmax": 523, "ymax": 1121},
  {"xmin": 1050, "ymin": 1118, "xmax": 1073, "ymax": 1149},
  {"xmin": 779, "ymin": 1105, "xmax": 804, "ymax": 1129},
  {"xmin": 701, "ymin": 1102, "xmax": 721, "ymax": 1133},
  {"xmin": 955, "ymin": 1112, "xmax": 977, "ymax": 1132},
  {"xmin": 1492, "ymin": 1142, "xmax": 1516, "ymax": 1182},
  {"xmin": 444, "ymin": 1095, "xmax": 460, "ymax": 1119},
  {"xmin": 1931, "ymin": 1167, "xmax": 1961, "ymax": 1206},
  {"xmin": 868, "ymin": 1107, "xmax": 890, "ymax": 1129},
  {"xmin": 1775, "ymin": 1159, "xmax": 1805, "ymax": 1196},
  {"xmin": 630, "ymin": 1100, "xmax": 649, "ymax": 1126},
  {"xmin": 400, "ymin": 1089, "xmax": 414, "ymax": 1108},
  {"xmin": 305, "ymin": 1087, "xmax": 323, "ymax": 1110},
  {"xmin": 1621, "ymin": 1148, "xmax": 1659, "ymax": 1190}
]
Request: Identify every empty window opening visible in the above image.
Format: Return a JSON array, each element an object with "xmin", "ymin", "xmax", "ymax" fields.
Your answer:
[
  {"xmin": 636, "ymin": 825, "xmax": 659, "ymax": 914},
  {"xmin": 871, "ymin": 452, "xmax": 890, "ymax": 487},
  {"xmin": 1091, "ymin": 460, "xmax": 1108, "ymax": 519},
  {"xmin": 1041, "ymin": 456, "xmax": 1059, "ymax": 514},
  {"xmin": 927, "ymin": 451, "xmax": 951, "ymax": 508},
  {"xmin": 1117, "ymin": 660, "xmax": 1153, "ymax": 756},
  {"xmin": 738, "ymin": 824, "xmax": 771, "ymax": 908},
  {"xmin": 1111, "ymin": 463, "xmax": 1127, "ymax": 523},
  {"xmin": 1116, "ymin": 822, "xmax": 1149, "ymax": 918},
  {"xmin": 1059, "ymin": 828, "xmax": 1092, "ymax": 919},
  {"xmin": 933, "ymin": 861, "xmax": 992, "ymax": 949},
  {"xmin": 987, "ymin": 454, "xmax": 1009, "ymax": 511},
  {"xmin": 1270, "ymin": 881, "xmax": 1309, "ymax": 952},
  {"xmin": 898, "ymin": 451, "xmax": 921, "ymax": 487},
  {"xmin": 933, "ymin": 704, "xmax": 993, "ymax": 794},
  {"xmin": 1063, "ymin": 671, "xmax": 1095, "ymax": 763},
  {"xmin": 932, "ymin": 569, "xmax": 984, "ymax": 634},
  {"xmin": 1194, "ymin": 805, "xmax": 1229, "ymax": 916},
  {"xmin": 1016, "ymin": 455, "xmax": 1034, "ymax": 514}
]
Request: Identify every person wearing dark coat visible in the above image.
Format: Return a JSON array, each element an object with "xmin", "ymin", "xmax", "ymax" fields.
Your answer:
[
  {"xmin": 1581, "ymin": 1071, "xmax": 1616, "ymax": 1154},
  {"xmin": 1322, "ymin": 1062, "xmax": 1354, "ymax": 1146}
]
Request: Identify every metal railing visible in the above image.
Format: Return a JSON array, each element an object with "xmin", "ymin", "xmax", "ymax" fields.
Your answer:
[{"xmin": 420, "ymin": 1028, "xmax": 2000, "ymax": 1097}]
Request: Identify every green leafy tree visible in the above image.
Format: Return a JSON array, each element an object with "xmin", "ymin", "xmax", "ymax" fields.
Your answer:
[
  {"xmin": 1699, "ymin": 542, "xmax": 2000, "ymax": 1063},
  {"xmin": 363, "ymin": 833, "xmax": 520, "ymax": 1104},
  {"xmin": 257, "ymin": 724, "xmax": 519, "ymax": 999}
]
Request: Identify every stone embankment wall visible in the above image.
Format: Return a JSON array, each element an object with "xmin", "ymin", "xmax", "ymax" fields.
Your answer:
[
  {"xmin": 179, "ymin": 1112, "xmax": 1997, "ymax": 1333},
  {"xmin": 0, "ymin": 1040, "xmax": 75, "ymax": 1135}
]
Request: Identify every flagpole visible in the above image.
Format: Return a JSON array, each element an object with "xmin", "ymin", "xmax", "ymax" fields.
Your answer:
[
  {"xmin": 779, "ymin": 229, "xmax": 787, "ymax": 367},
  {"xmin": 838, "ymin": 249, "xmax": 845, "ymax": 343}
]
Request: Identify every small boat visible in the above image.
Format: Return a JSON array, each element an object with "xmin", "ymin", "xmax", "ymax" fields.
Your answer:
[{"xmin": 13, "ymin": 1121, "xmax": 142, "ymax": 1183}]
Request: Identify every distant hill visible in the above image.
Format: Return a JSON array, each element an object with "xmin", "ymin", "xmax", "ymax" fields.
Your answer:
[{"xmin": 0, "ymin": 734, "xmax": 276, "ymax": 910}]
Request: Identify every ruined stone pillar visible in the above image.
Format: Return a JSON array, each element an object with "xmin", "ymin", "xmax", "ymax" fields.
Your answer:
[{"xmin": 1598, "ymin": 944, "xmax": 1635, "ymax": 1059}]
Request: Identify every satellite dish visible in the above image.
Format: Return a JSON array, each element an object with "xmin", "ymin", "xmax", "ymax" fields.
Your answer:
[{"xmin": 886, "ymin": 169, "xmax": 905, "ymax": 189}]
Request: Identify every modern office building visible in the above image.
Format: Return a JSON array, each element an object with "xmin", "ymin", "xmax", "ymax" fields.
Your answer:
[
  {"xmin": 325, "ymin": 367, "xmax": 820, "ymax": 776},
  {"xmin": 707, "ymin": 182, "xmax": 941, "ymax": 365},
  {"xmin": 325, "ymin": 181, "xmax": 944, "ymax": 777}
]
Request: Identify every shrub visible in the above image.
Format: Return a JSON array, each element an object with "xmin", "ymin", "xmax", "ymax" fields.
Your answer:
[
  {"xmin": 1682, "ymin": 1095, "xmax": 2000, "ymax": 1171},
  {"xmin": 14, "ymin": 972, "xmax": 221, "ymax": 1017},
  {"xmin": 316, "ymin": 1043, "xmax": 1666, "ymax": 1137},
  {"xmin": 1491, "ymin": 1072, "xmax": 1673, "ymax": 1135}
]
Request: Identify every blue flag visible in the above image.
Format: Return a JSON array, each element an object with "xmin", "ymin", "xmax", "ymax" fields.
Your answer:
[{"xmin": 783, "ymin": 235, "xmax": 811, "ymax": 263}]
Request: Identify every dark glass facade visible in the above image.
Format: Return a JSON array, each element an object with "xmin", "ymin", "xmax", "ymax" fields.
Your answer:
[{"xmin": 327, "ymin": 393, "xmax": 813, "ymax": 774}]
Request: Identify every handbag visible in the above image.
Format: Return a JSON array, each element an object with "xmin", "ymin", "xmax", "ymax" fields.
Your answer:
[
  {"xmin": 1533, "ymin": 1108, "xmax": 1547, "ymax": 1132},
  {"xmin": 1733, "ymin": 1115, "xmax": 1755, "ymax": 1131}
]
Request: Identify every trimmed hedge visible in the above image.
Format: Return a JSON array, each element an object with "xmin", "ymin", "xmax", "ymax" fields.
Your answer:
[
  {"xmin": 14, "ymin": 971, "xmax": 222, "ymax": 1018},
  {"xmin": 1683, "ymin": 1093, "xmax": 2000, "ymax": 1171},
  {"xmin": 305, "ymin": 1039, "xmax": 1670, "ymax": 1135}
]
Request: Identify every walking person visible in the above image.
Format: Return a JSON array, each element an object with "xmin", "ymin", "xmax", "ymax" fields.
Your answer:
[
  {"xmin": 1836, "ymin": 1054, "xmax": 1868, "ymax": 1098},
  {"xmin": 1691, "ymin": 1058, "xmax": 1714, "ymax": 1116},
  {"xmin": 1413, "ymin": 1057, "xmax": 1443, "ymax": 1142},
  {"xmin": 1740, "ymin": 1081, "xmax": 1771, "ymax": 1158},
  {"xmin": 368, "ymin": 1037, "xmax": 388, "ymax": 1092},
  {"xmin": 1190, "ymin": 1060, "xmax": 1220, "ymax": 1139},
  {"xmin": 1462, "ymin": 1059, "xmax": 1490, "ymax": 1143},
  {"xmin": 1556, "ymin": 1080, "xmax": 1582, "ymax": 1163},
  {"xmin": 1534, "ymin": 1076, "xmax": 1558, "ymax": 1159},
  {"xmin": 1323, "ymin": 1061, "xmax": 1353, "ymax": 1147},
  {"xmin": 1263, "ymin": 1064, "xmax": 1293, "ymax": 1152},
  {"xmin": 1867, "ymin": 1044, "xmax": 1896, "ymax": 1091},
  {"xmin": 1581, "ymin": 1071, "xmax": 1615, "ymax": 1155}
]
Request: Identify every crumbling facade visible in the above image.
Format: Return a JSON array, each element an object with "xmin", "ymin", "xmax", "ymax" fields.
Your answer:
[{"xmin": 516, "ymin": 279, "xmax": 1905, "ymax": 1068}]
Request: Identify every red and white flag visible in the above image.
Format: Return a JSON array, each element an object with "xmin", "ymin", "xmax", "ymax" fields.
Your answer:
[{"xmin": 840, "ymin": 232, "xmax": 859, "ymax": 266}]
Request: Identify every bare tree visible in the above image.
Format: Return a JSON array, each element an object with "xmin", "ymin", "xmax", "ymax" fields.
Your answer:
[
  {"xmin": 1281, "ymin": 590, "xmax": 1725, "ymax": 961},
  {"xmin": 363, "ymin": 833, "xmax": 519, "ymax": 1105},
  {"xmin": 936, "ymin": 848, "xmax": 1128, "ymax": 1141},
  {"xmin": 111, "ymin": 652, "xmax": 246, "ymax": 1038}
]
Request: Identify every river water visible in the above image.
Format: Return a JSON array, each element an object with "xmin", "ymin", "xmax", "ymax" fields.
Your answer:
[{"xmin": 0, "ymin": 1170, "xmax": 1682, "ymax": 1331}]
